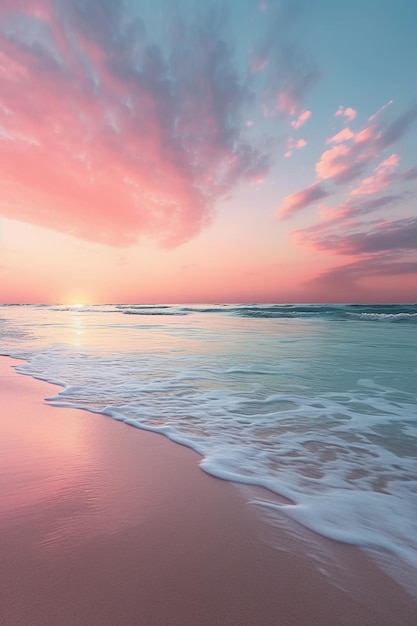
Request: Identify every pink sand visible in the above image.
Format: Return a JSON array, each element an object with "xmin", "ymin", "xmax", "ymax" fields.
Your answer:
[{"xmin": 1, "ymin": 357, "xmax": 416, "ymax": 625}]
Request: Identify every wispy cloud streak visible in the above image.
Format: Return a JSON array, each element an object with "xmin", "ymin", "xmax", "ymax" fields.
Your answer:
[{"xmin": 278, "ymin": 183, "xmax": 328, "ymax": 218}]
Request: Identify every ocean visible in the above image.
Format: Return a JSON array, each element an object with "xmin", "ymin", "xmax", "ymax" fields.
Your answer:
[{"xmin": 1, "ymin": 303, "xmax": 417, "ymax": 592}]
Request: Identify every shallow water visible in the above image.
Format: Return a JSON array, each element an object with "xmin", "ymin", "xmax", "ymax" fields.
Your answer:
[{"xmin": 1, "ymin": 303, "xmax": 416, "ymax": 590}]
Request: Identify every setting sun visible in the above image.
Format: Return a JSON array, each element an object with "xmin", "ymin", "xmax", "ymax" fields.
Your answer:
[{"xmin": 63, "ymin": 295, "xmax": 91, "ymax": 307}]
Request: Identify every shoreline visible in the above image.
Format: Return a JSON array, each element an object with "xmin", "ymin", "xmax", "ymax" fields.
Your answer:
[{"xmin": 1, "ymin": 356, "xmax": 416, "ymax": 625}]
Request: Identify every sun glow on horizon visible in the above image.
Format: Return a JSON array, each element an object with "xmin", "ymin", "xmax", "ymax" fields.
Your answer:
[{"xmin": 63, "ymin": 295, "xmax": 92, "ymax": 307}]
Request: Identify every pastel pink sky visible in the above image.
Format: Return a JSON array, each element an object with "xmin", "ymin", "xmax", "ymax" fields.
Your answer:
[{"xmin": 1, "ymin": 0, "xmax": 416, "ymax": 303}]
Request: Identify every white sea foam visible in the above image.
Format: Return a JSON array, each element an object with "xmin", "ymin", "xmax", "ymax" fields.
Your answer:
[{"xmin": 1, "ymin": 304, "xmax": 417, "ymax": 593}]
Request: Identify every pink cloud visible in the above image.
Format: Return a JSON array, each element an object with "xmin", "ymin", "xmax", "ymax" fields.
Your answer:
[
  {"xmin": 0, "ymin": 2, "xmax": 271, "ymax": 247},
  {"xmin": 335, "ymin": 106, "xmax": 357, "ymax": 122},
  {"xmin": 287, "ymin": 101, "xmax": 417, "ymax": 296},
  {"xmin": 326, "ymin": 127, "xmax": 355, "ymax": 145},
  {"xmin": 316, "ymin": 122, "xmax": 382, "ymax": 183},
  {"xmin": 277, "ymin": 183, "xmax": 328, "ymax": 219},
  {"xmin": 315, "ymin": 118, "xmax": 395, "ymax": 184},
  {"xmin": 315, "ymin": 144, "xmax": 353, "ymax": 180},
  {"xmin": 290, "ymin": 109, "xmax": 311, "ymax": 129},
  {"xmin": 284, "ymin": 137, "xmax": 307, "ymax": 157},
  {"xmin": 283, "ymin": 102, "xmax": 417, "ymax": 232},
  {"xmin": 354, "ymin": 127, "xmax": 374, "ymax": 144},
  {"xmin": 350, "ymin": 154, "xmax": 400, "ymax": 197}
]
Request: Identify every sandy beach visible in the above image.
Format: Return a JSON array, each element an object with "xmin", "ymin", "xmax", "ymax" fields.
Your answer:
[{"xmin": 1, "ymin": 356, "xmax": 416, "ymax": 626}]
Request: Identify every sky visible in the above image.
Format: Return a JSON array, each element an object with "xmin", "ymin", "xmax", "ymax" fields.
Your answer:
[{"xmin": 0, "ymin": 0, "xmax": 416, "ymax": 304}]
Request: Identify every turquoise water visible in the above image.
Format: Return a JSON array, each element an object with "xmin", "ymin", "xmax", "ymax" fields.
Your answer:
[{"xmin": 1, "ymin": 303, "xmax": 416, "ymax": 588}]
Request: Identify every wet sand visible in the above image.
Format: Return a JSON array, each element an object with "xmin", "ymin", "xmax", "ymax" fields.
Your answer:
[{"xmin": 1, "ymin": 356, "xmax": 416, "ymax": 625}]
